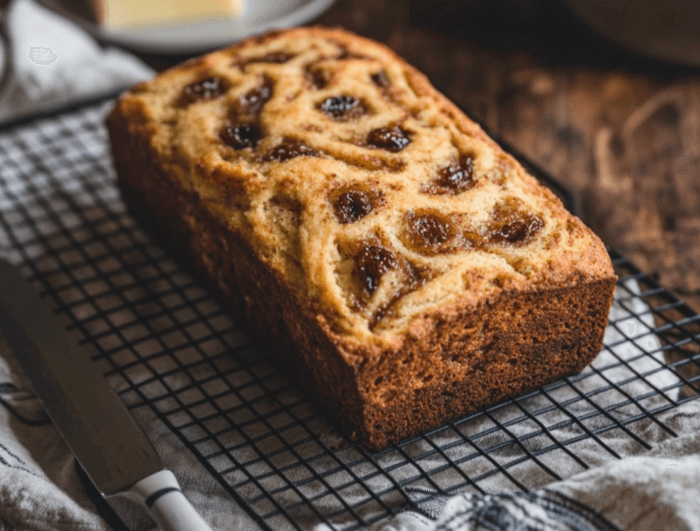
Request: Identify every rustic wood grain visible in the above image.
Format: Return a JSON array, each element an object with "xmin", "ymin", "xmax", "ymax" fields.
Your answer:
[{"xmin": 315, "ymin": 0, "xmax": 700, "ymax": 313}]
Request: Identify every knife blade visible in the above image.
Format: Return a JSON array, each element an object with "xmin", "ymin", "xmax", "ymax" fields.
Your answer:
[{"xmin": 0, "ymin": 259, "xmax": 212, "ymax": 531}]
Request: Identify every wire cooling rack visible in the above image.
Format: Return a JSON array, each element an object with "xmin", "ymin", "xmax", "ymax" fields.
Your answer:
[{"xmin": 1, "ymin": 98, "xmax": 700, "ymax": 531}]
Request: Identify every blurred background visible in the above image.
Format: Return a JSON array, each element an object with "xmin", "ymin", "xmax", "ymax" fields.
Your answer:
[{"xmin": 2, "ymin": 0, "xmax": 700, "ymax": 312}]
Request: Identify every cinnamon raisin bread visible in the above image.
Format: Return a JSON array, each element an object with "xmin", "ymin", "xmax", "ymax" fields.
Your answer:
[{"xmin": 106, "ymin": 27, "xmax": 617, "ymax": 449}]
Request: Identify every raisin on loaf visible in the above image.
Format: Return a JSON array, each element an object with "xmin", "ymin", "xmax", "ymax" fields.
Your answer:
[{"xmin": 107, "ymin": 27, "xmax": 617, "ymax": 449}]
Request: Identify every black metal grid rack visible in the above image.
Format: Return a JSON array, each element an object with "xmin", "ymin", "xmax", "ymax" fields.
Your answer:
[{"xmin": 1, "ymin": 99, "xmax": 699, "ymax": 531}]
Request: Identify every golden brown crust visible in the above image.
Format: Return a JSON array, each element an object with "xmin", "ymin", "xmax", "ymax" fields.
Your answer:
[{"xmin": 107, "ymin": 27, "xmax": 617, "ymax": 449}]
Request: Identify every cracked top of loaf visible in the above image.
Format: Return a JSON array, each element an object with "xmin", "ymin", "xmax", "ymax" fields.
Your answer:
[{"xmin": 113, "ymin": 27, "xmax": 615, "ymax": 346}]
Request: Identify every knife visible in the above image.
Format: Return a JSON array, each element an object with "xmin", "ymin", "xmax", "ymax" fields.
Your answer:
[{"xmin": 0, "ymin": 259, "xmax": 212, "ymax": 531}]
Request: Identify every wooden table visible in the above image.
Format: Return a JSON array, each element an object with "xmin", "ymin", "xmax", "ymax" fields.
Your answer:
[{"xmin": 310, "ymin": 0, "xmax": 700, "ymax": 311}]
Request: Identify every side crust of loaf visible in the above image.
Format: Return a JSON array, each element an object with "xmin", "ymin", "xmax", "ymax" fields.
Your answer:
[{"xmin": 106, "ymin": 27, "xmax": 616, "ymax": 449}]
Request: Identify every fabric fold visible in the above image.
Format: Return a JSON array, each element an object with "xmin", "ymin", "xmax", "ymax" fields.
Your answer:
[{"xmin": 0, "ymin": 0, "xmax": 154, "ymax": 125}]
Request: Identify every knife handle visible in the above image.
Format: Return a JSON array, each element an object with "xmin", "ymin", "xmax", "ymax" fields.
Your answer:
[{"xmin": 120, "ymin": 470, "xmax": 212, "ymax": 531}]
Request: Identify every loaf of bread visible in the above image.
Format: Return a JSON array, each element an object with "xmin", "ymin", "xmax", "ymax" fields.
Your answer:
[{"xmin": 107, "ymin": 27, "xmax": 617, "ymax": 449}]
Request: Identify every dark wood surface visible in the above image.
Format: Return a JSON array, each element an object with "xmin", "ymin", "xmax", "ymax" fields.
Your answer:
[
  {"xmin": 311, "ymin": 0, "xmax": 700, "ymax": 312},
  {"xmin": 28, "ymin": 0, "xmax": 699, "ymax": 311}
]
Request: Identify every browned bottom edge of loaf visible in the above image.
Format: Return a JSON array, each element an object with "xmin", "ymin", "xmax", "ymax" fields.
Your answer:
[
  {"xmin": 359, "ymin": 280, "xmax": 614, "ymax": 448},
  {"xmin": 107, "ymin": 112, "xmax": 616, "ymax": 451}
]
